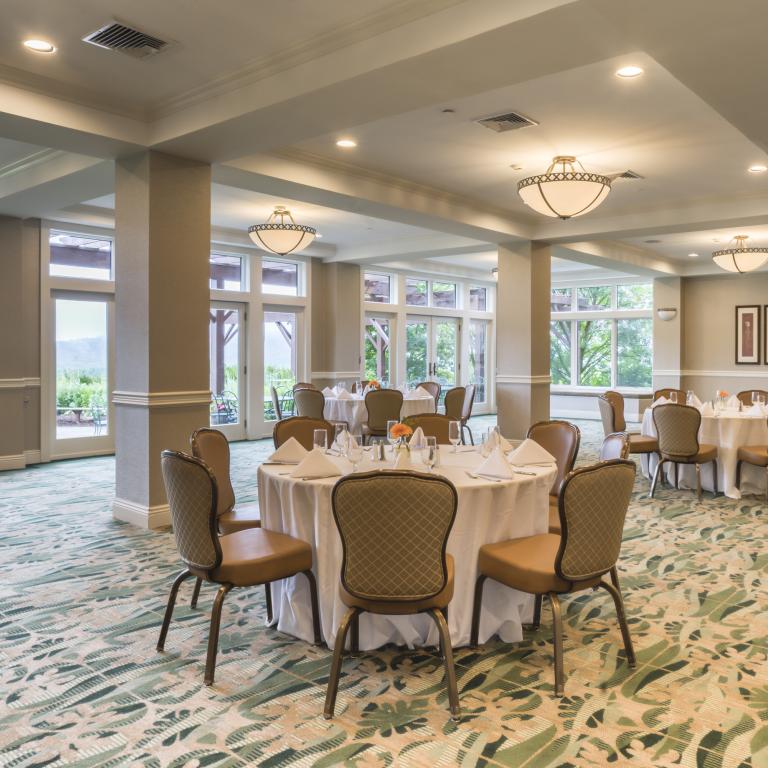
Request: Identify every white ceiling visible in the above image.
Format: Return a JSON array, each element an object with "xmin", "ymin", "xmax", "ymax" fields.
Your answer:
[{"xmin": 624, "ymin": 225, "xmax": 768, "ymax": 262}]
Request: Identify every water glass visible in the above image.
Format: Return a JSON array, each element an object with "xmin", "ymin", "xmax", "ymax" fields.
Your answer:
[
  {"xmin": 448, "ymin": 420, "xmax": 461, "ymax": 452},
  {"xmin": 386, "ymin": 420, "xmax": 398, "ymax": 446},
  {"xmin": 313, "ymin": 429, "xmax": 327, "ymax": 452},
  {"xmin": 686, "ymin": 390, "xmax": 694, "ymax": 406},
  {"xmin": 422, "ymin": 437, "xmax": 437, "ymax": 472},
  {"xmin": 669, "ymin": 391, "xmax": 678, "ymax": 404},
  {"xmin": 334, "ymin": 424, "xmax": 348, "ymax": 453},
  {"xmin": 347, "ymin": 434, "xmax": 363, "ymax": 472}
]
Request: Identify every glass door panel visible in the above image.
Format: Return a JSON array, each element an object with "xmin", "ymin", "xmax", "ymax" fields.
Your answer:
[
  {"xmin": 364, "ymin": 316, "xmax": 391, "ymax": 386},
  {"xmin": 406, "ymin": 318, "xmax": 429, "ymax": 385},
  {"xmin": 468, "ymin": 319, "xmax": 488, "ymax": 404},
  {"xmin": 264, "ymin": 310, "xmax": 297, "ymax": 421},
  {"xmin": 432, "ymin": 318, "xmax": 458, "ymax": 389},
  {"xmin": 209, "ymin": 304, "xmax": 245, "ymax": 439}
]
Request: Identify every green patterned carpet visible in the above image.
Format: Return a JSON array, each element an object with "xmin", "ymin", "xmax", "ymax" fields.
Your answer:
[{"xmin": 1, "ymin": 419, "xmax": 766, "ymax": 767}]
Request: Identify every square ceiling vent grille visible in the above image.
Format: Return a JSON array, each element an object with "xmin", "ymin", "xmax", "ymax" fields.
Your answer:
[
  {"xmin": 475, "ymin": 111, "xmax": 538, "ymax": 133},
  {"xmin": 82, "ymin": 22, "xmax": 169, "ymax": 59}
]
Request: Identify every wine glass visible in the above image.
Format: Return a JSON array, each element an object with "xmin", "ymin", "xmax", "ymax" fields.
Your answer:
[
  {"xmin": 422, "ymin": 436, "xmax": 437, "ymax": 473},
  {"xmin": 313, "ymin": 429, "xmax": 328, "ymax": 452},
  {"xmin": 686, "ymin": 390, "xmax": 694, "ymax": 406},
  {"xmin": 448, "ymin": 420, "xmax": 461, "ymax": 453},
  {"xmin": 334, "ymin": 424, "xmax": 348, "ymax": 454},
  {"xmin": 347, "ymin": 434, "xmax": 363, "ymax": 472},
  {"xmin": 386, "ymin": 420, "xmax": 398, "ymax": 448},
  {"xmin": 669, "ymin": 391, "xmax": 678, "ymax": 405},
  {"xmin": 752, "ymin": 391, "xmax": 761, "ymax": 407}
]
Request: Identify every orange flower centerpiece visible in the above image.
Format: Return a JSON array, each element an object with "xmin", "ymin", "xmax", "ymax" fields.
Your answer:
[
  {"xmin": 367, "ymin": 379, "xmax": 381, "ymax": 390},
  {"xmin": 389, "ymin": 422, "xmax": 413, "ymax": 456},
  {"xmin": 715, "ymin": 389, "xmax": 729, "ymax": 411}
]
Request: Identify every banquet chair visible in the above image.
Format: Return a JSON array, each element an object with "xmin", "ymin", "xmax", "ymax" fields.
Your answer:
[
  {"xmin": 403, "ymin": 413, "xmax": 453, "ymax": 444},
  {"xmin": 653, "ymin": 388, "xmax": 686, "ymax": 403},
  {"xmin": 735, "ymin": 432, "xmax": 768, "ymax": 502},
  {"xmin": 651, "ymin": 404, "xmax": 718, "ymax": 500},
  {"xmin": 416, "ymin": 381, "xmax": 441, "ymax": 412},
  {"xmin": 294, "ymin": 387, "xmax": 325, "ymax": 419},
  {"xmin": 598, "ymin": 391, "xmax": 658, "ymax": 462},
  {"xmin": 736, "ymin": 389, "xmax": 768, "ymax": 407},
  {"xmin": 470, "ymin": 460, "xmax": 637, "ymax": 696},
  {"xmin": 158, "ymin": 450, "xmax": 321, "ymax": 685},
  {"xmin": 292, "ymin": 382, "xmax": 317, "ymax": 393},
  {"xmin": 526, "ymin": 420, "xmax": 580, "ymax": 535},
  {"xmin": 363, "ymin": 389, "xmax": 403, "ymax": 443},
  {"xmin": 273, "ymin": 416, "xmax": 334, "ymax": 451},
  {"xmin": 460, "ymin": 384, "xmax": 477, "ymax": 445},
  {"xmin": 270, "ymin": 386, "xmax": 283, "ymax": 421},
  {"xmin": 600, "ymin": 432, "xmax": 630, "ymax": 461},
  {"xmin": 443, "ymin": 385, "xmax": 464, "ymax": 423},
  {"xmin": 324, "ymin": 470, "xmax": 460, "ymax": 720}
]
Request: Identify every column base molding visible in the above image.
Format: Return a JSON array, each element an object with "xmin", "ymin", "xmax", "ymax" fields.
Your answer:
[
  {"xmin": 113, "ymin": 497, "xmax": 171, "ymax": 529},
  {"xmin": 24, "ymin": 449, "xmax": 41, "ymax": 465},
  {"xmin": 0, "ymin": 453, "xmax": 26, "ymax": 470},
  {"xmin": 310, "ymin": 371, "xmax": 361, "ymax": 380}
]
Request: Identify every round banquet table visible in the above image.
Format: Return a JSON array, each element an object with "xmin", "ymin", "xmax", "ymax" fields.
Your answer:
[
  {"xmin": 257, "ymin": 449, "xmax": 557, "ymax": 650},
  {"xmin": 323, "ymin": 392, "xmax": 435, "ymax": 435},
  {"xmin": 640, "ymin": 406, "xmax": 768, "ymax": 498}
]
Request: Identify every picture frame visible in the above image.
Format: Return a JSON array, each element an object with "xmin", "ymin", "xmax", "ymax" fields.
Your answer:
[{"xmin": 735, "ymin": 305, "xmax": 761, "ymax": 364}]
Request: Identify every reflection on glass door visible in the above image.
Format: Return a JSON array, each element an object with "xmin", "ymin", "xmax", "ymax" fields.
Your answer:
[
  {"xmin": 264, "ymin": 310, "xmax": 297, "ymax": 421},
  {"xmin": 364, "ymin": 316, "xmax": 391, "ymax": 386},
  {"xmin": 406, "ymin": 318, "xmax": 428, "ymax": 385},
  {"xmin": 406, "ymin": 316, "xmax": 459, "ymax": 395},
  {"xmin": 53, "ymin": 296, "xmax": 113, "ymax": 456},
  {"xmin": 468, "ymin": 319, "xmax": 489, "ymax": 404},
  {"xmin": 209, "ymin": 303, "xmax": 245, "ymax": 439},
  {"xmin": 433, "ymin": 318, "xmax": 458, "ymax": 390}
]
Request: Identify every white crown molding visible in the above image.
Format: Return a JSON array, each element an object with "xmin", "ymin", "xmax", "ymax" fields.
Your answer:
[
  {"xmin": 311, "ymin": 371, "xmax": 361, "ymax": 380},
  {"xmin": 0, "ymin": 377, "xmax": 41, "ymax": 389},
  {"xmin": 0, "ymin": 453, "xmax": 26, "ymax": 471},
  {"xmin": 496, "ymin": 374, "xmax": 551, "ymax": 385},
  {"xmin": 112, "ymin": 390, "xmax": 211, "ymax": 407},
  {"xmin": 113, "ymin": 497, "xmax": 170, "ymax": 530},
  {"xmin": 656, "ymin": 369, "xmax": 768, "ymax": 380}
]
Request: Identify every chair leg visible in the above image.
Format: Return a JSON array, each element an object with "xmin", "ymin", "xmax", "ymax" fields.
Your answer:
[
  {"xmin": 609, "ymin": 566, "xmax": 621, "ymax": 591},
  {"xmin": 547, "ymin": 593, "xmax": 565, "ymax": 697},
  {"xmin": 463, "ymin": 425, "xmax": 474, "ymax": 446},
  {"xmin": 470, "ymin": 575, "xmax": 487, "ymax": 647},
  {"xmin": 157, "ymin": 569, "xmax": 192, "ymax": 651},
  {"xmin": 598, "ymin": 575, "xmax": 636, "ymax": 669},
  {"xmin": 350, "ymin": 611, "xmax": 360, "ymax": 655},
  {"xmin": 649, "ymin": 459, "xmax": 664, "ymax": 498},
  {"xmin": 735, "ymin": 460, "xmax": 743, "ymax": 491},
  {"xmin": 191, "ymin": 577, "xmax": 203, "ymax": 609},
  {"xmin": 204, "ymin": 583, "xmax": 233, "ymax": 686},
  {"xmin": 712, "ymin": 461, "xmax": 719, "ymax": 496},
  {"xmin": 673, "ymin": 462, "xmax": 678, "ymax": 489},
  {"xmin": 302, "ymin": 570, "xmax": 322, "ymax": 645},
  {"xmin": 430, "ymin": 608, "xmax": 461, "ymax": 721},
  {"xmin": 695, "ymin": 463, "xmax": 702, "ymax": 501},
  {"xmin": 324, "ymin": 607, "xmax": 359, "ymax": 719},
  {"xmin": 524, "ymin": 594, "xmax": 543, "ymax": 631},
  {"xmin": 265, "ymin": 582, "xmax": 273, "ymax": 624}
]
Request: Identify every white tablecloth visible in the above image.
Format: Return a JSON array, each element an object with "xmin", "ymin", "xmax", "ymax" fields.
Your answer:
[
  {"xmin": 324, "ymin": 393, "xmax": 435, "ymax": 435},
  {"xmin": 257, "ymin": 449, "xmax": 556, "ymax": 650},
  {"xmin": 641, "ymin": 407, "xmax": 768, "ymax": 498}
]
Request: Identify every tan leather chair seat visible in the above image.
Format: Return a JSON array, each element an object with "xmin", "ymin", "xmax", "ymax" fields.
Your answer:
[
  {"xmin": 629, "ymin": 434, "xmax": 658, "ymax": 453},
  {"xmin": 191, "ymin": 528, "xmax": 312, "ymax": 587},
  {"xmin": 548, "ymin": 496, "xmax": 561, "ymax": 535},
  {"xmin": 340, "ymin": 555, "xmax": 454, "ymax": 613},
  {"xmin": 663, "ymin": 443, "xmax": 717, "ymax": 464},
  {"xmin": 738, "ymin": 445, "xmax": 768, "ymax": 467},
  {"xmin": 218, "ymin": 503, "xmax": 261, "ymax": 534},
  {"xmin": 478, "ymin": 535, "xmax": 601, "ymax": 594}
]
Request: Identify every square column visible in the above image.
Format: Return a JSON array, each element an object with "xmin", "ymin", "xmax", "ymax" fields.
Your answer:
[
  {"xmin": 113, "ymin": 151, "xmax": 211, "ymax": 529},
  {"xmin": 652, "ymin": 277, "xmax": 682, "ymax": 392},
  {"xmin": 496, "ymin": 241, "xmax": 551, "ymax": 438}
]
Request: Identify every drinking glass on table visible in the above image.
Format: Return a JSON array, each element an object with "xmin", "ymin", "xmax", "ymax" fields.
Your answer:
[
  {"xmin": 448, "ymin": 420, "xmax": 461, "ymax": 453},
  {"xmin": 752, "ymin": 391, "xmax": 764, "ymax": 407},
  {"xmin": 347, "ymin": 434, "xmax": 363, "ymax": 472},
  {"xmin": 422, "ymin": 436, "xmax": 437, "ymax": 473},
  {"xmin": 686, "ymin": 390, "xmax": 694, "ymax": 406},
  {"xmin": 334, "ymin": 424, "xmax": 348, "ymax": 453},
  {"xmin": 313, "ymin": 429, "xmax": 328, "ymax": 452},
  {"xmin": 669, "ymin": 391, "xmax": 678, "ymax": 404},
  {"xmin": 386, "ymin": 420, "xmax": 398, "ymax": 448}
]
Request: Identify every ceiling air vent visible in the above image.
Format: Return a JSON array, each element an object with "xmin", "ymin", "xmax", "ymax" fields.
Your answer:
[
  {"xmin": 82, "ymin": 21, "xmax": 169, "ymax": 59},
  {"xmin": 617, "ymin": 169, "xmax": 644, "ymax": 180},
  {"xmin": 475, "ymin": 111, "xmax": 538, "ymax": 133}
]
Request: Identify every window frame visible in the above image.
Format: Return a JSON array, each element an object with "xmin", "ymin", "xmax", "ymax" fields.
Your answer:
[{"xmin": 363, "ymin": 271, "xmax": 394, "ymax": 304}]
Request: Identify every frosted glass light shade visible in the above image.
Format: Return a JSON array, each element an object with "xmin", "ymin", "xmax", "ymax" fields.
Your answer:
[
  {"xmin": 712, "ymin": 236, "xmax": 768, "ymax": 273},
  {"xmin": 518, "ymin": 156, "xmax": 611, "ymax": 220},
  {"xmin": 248, "ymin": 206, "xmax": 316, "ymax": 255}
]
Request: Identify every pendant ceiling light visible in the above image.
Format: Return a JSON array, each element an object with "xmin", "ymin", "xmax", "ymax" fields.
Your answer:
[
  {"xmin": 712, "ymin": 235, "xmax": 768, "ymax": 273},
  {"xmin": 248, "ymin": 206, "xmax": 316, "ymax": 255},
  {"xmin": 518, "ymin": 155, "xmax": 612, "ymax": 219}
]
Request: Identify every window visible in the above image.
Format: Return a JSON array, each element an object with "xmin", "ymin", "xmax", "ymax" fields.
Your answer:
[
  {"xmin": 364, "ymin": 317, "xmax": 391, "ymax": 386},
  {"xmin": 49, "ymin": 231, "xmax": 112, "ymax": 280},
  {"xmin": 364, "ymin": 272, "xmax": 391, "ymax": 303},
  {"xmin": 550, "ymin": 282, "xmax": 653, "ymax": 389},
  {"xmin": 432, "ymin": 281, "xmax": 457, "ymax": 309},
  {"xmin": 468, "ymin": 319, "xmax": 488, "ymax": 402},
  {"xmin": 262, "ymin": 260, "xmax": 298, "ymax": 296},
  {"xmin": 405, "ymin": 278, "xmax": 428, "ymax": 306},
  {"xmin": 210, "ymin": 254, "xmax": 244, "ymax": 291},
  {"xmin": 469, "ymin": 286, "xmax": 487, "ymax": 311}
]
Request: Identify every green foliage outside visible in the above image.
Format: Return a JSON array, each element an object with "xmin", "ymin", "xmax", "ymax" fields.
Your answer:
[
  {"xmin": 550, "ymin": 320, "xmax": 572, "ymax": 385},
  {"xmin": 578, "ymin": 320, "xmax": 611, "ymax": 385},
  {"xmin": 618, "ymin": 283, "xmax": 653, "ymax": 309},
  {"xmin": 56, "ymin": 370, "xmax": 106, "ymax": 413},
  {"xmin": 617, "ymin": 318, "xmax": 653, "ymax": 386},
  {"xmin": 263, "ymin": 365, "xmax": 295, "ymax": 419},
  {"xmin": 364, "ymin": 321, "xmax": 390, "ymax": 384}
]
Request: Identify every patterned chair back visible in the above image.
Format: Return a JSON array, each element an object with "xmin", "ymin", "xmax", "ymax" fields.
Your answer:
[
  {"xmin": 332, "ymin": 471, "xmax": 457, "ymax": 601},
  {"xmin": 161, "ymin": 450, "xmax": 222, "ymax": 571},
  {"xmin": 273, "ymin": 416, "xmax": 334, "ymax": 451},
  {"xmin": 443, "ymin": 386, "xmax": 465, "ymax": 421},
  {"xmin": 737, "ymin": 389, "xmax": 768, "ymax": 406},
  {"xmin": 270, "ymin": 386, "xmax": 283, "ymax": 421},
  {"xmin": 603, "ymin": 390, "xmax": 626, "ymax": 431},
  {"xmin": 654, "ymin": 388, "xmax": 686, "ymax": 403},
  {"xmin": 402, "ymin": 414, "xmax": 452, "ymax": 444},
  {"xmin": 461, "ymin": 384, "xmax": 476, "ymax": 423},
  {"xmin": 555, "ymin": 460, "xmax": 635, "ymax": 582},
  {"xmin": 653, "ymin": 403, "xmax": 701, "ymax": 459},
  {"xmin": 365, "ymin": 389, "xmax": 404, "ymax": 432},
  {"xmin": 599, "ymin": 432, "xmax": 630, "ymax": 461},
  {"xmin": 294, "ymin": 387, "xmax": 325, "ymax": 419},
  {"xmin": 415, "ymin": 381, "xmax": 441, "ymax": 410},
  {"xmin": 190, "ymin": 428, "xmax": 235, "ymax": 518},
  {"xmin": 526, "ymin": 420, "xmax": 580, "ymax": 497}
]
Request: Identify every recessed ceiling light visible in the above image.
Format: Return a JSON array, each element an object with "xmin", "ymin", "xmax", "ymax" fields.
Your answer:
[
  {"xmin": 23, "ymin": 39, "xmax": 56, "ymax": 53},
  {"xmin": 616, "ymin": 65, "xmax": 643, "ymax": 78},
  {"xmin": 336, "ymin": 139, "xmax": 357, "ymax": 148},
  {"xmin": 748, "ymin": 164, "xmax": 767, "ymax": 173},
  {"xmin": 688, "ymin": 252, "xmax": 699, "ymax": 258},
  {"xmin": 441, "ymin": 108, "xmax": 456, "ymax": 114},
  {"xmin": 644, "ymin": 239, "xmax": 662, "ymax": 244}
]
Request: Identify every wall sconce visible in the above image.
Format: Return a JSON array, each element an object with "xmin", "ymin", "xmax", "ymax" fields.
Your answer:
[
  {"xmin": 491, "ymin": 267, "xmax": 498, "ymax": 280},
  {"xmin": 656, "ymin": 307, "xmax": 677, "ymax": 322}
]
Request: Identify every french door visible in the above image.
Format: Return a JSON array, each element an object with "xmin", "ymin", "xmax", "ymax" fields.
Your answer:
[
  {"xmin": 51, "ymin": 293, "xmax": 114, "ymax": 458},
  {"xmin": 262, "ymin": 308, "xmax": 301, "ymax": 427},
  {"xmin": 406, "ymin": 316, "xmax": 460, "ymax": 393},
  {"xmin": 209, "ymin": 302, "xmax": 246, "ymax": 440},
  {"xmin": 364, "ymin": 314, "xmax": 392, "ymax": 387},
  {"xmin": 468, "ymin": 319, "xmax": 490, "ymax": 406}
]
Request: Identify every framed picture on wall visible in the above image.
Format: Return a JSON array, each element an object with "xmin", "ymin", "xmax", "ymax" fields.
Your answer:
[{"xmin": 735, "ymin": 305, "xmax": 760, "ymax": 364}]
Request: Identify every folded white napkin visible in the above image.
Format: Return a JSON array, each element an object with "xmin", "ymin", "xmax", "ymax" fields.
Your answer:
[
  {"xmin": 331, "ymin": 430, "xmax": 350, "ymax": 453},
  {"xmin": 701, "ymin": 402, "xmax": 715, "ymax": 417},
  {"xmin": 747, "ymin": 403, "xmax": 765, "ymax": 416},
  {"xmin": 727, "ymin": 395, "xmax": 740, "ymax": 409},
  {"xmin": 652, "ymin": 396, "xmax": 669, "ymax": 407},
  {"xmin": 508, "ymin": 438, "xmax": 556, "ymax": 466},
  {"xmin": 322, "ymin": 387, "xmax": 334, "ymax": 397},
  {"xmin": 409, "ymin": 427, "xmax": 426, "ymax": 448},
  {"xmin": 483, "ymin": 429, "xmax": 513, "ymax": 454},
  {"xmin": 393, "ymin": 450, "xmax": 412, "ymax": 469},
  {"xmin": 475, "ymin": 447, "xmax": 514, "ymax": 479},
  {"xmin": 336, "ymin": 389, "xmax": 352, "ymax": 400},
  {"xmin": 267, "ymin": 437, "xmax": 308, "ymax": 464},
  {"xmin": 688, "ymin": 393, "xmax": 702, "ymax": 408},
  {"xmin": 290, "ymin": 448, "xmax": 342, "ymax": 479}
]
